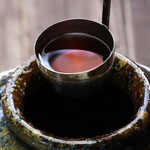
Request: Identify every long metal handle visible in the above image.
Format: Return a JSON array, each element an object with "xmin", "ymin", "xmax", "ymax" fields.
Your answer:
[{"xmin": 102, "ymin": 0, "xmax": 111, "ymax": 28}]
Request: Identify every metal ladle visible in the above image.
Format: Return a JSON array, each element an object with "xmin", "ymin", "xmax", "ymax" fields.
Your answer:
[
  {"xmin": 35, "ymin": 0, "xmax": 114, "ymax": 98},
  {"xmin": 102, "ymin": 0, "xmax": 111, "ymax": 28}
]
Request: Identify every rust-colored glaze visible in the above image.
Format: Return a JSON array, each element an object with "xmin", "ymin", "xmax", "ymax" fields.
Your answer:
[{"xmin": 2, "ymin": 53, "xmax": 150, "ymax": 150}]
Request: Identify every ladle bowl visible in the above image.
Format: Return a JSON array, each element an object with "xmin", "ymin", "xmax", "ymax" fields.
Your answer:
[{"xmin": 35, "ymin": 19, "xmax": 115, "ymax": 97}]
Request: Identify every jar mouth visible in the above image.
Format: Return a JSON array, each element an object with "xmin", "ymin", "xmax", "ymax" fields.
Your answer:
[{"xmin": 2, "ymin": 53, "xmax": 150, "ymax": 149}]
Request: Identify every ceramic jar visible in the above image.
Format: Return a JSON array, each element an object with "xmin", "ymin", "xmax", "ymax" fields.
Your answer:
[{"xmin": 2, "ymin": 53, "xmax": 150, "ymax": 150}]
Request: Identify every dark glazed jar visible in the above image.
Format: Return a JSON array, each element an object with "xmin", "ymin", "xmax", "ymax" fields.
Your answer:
[{"xmin": 2, "ymin": 53, "xmax": 150, "ymax": 150}]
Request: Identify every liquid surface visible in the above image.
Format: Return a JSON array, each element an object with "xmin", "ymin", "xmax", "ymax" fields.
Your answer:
[
  {"xmin": 38, "ymin": 33, "xmax": 110, "ymax": 73},
  {"xmin": 52, "ymin": 49, "xmax": 103, "ymax": 73},
  {"xmin": 23, "ymin": 80, "xmax": 134, "ymax": 138}
]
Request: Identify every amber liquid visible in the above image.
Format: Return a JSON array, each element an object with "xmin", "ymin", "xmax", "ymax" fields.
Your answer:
[
  {"xmin": 23, "ymin": 80, "xmax": 134, "ymax": 138},
  {"xmin": 38, "ymin": 32, "xmax": 110, "ymax": 73}
]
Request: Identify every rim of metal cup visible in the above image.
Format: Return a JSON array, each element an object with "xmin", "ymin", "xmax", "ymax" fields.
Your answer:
[{"xmin": 34, "ymin": 19, "xmax": 115, "ymax": 81}]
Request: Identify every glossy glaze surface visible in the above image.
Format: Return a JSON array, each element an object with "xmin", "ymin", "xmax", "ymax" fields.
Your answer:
[
  {"xmin": 1, "ymin": 53, "xmax": 150, "ymax": 150},
  {"xmin": 0, "ymin": 69, "xmax": 33, "ymax": 149}
]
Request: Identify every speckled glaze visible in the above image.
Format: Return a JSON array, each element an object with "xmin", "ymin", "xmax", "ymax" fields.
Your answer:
[
  {"xmin": 1, "ymin": 53, "xmax": 150, "ymax": 150},
  {"xmin": 0, "ymin": 69, "xmax": 33, "ymax": 149}
]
